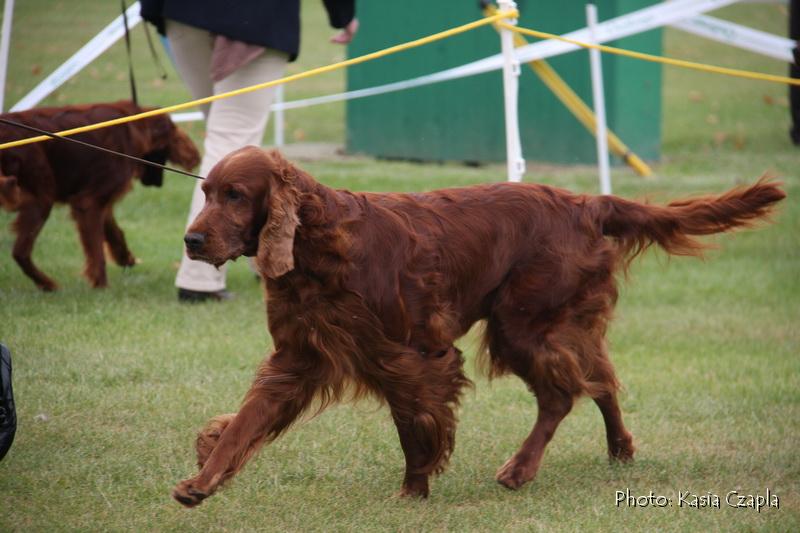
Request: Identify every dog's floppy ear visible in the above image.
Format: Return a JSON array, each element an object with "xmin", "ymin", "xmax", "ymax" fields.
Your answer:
[
  {"xmin": 168, "ymin": 126, "xmax": 201, "ymax": 170},
  {"xmin": 140, "ymin": 149, "xmax": 167, "ymax": 187},
  {"xmin": 256, "ymin": 150, "xmax": 300, "ymax": 279}
]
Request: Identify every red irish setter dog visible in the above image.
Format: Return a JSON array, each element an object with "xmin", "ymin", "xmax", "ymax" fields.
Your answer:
[
  {"xmin": 0, "ymin": 101, "xmax": 200, "ymax": 290},
  {"xmin": 173, "ymin": 147, "xmax": 784, "ymax": 506}
]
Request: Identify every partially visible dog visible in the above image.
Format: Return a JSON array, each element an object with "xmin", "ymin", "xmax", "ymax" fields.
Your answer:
[
  {"xmin": 172, "ymin": 147, "xmax": 785, "ymax": 506},
  {"xmin": 0, "ymin": 101, "xmax": 200, "ymax": 290}
]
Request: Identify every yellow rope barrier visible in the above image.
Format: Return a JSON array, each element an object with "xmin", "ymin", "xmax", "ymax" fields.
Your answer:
[
  {"xmin": 0, "ymin": 9, "xmax": 518, "ymax": 151},
  {"xmin": 501, "ymin": 22, "xmax": 800, "ymax": 87}
]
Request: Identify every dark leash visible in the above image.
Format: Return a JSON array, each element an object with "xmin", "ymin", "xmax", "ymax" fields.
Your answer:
[
  {"xmin": 142, "ymin": 18, "xmax": 169, "ymax": 82},
  {"xmin": 121, "ymin": 1, "xmax": 169, "ymax": 106},
  {"xmin": 121, "ymin": 0, "xmax": 139, "ymax": 107},
  {"xmin": 0, "ymin": 117, "xmax": 205, "ymax": 180}
]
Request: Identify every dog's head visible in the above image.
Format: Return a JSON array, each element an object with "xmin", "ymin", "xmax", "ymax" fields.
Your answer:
[{"xmin": 184, "ymin": 147, "xmax": 300, "ymax": 278}]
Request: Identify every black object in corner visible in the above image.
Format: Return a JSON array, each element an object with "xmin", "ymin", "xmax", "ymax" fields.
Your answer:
[{"xmin": 0, "ymin": 343, "xmax": 16, "ymax": 461}]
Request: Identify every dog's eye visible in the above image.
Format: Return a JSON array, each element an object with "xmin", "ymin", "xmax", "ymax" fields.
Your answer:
[{"xmin": 225, "ymin": 189, "xmax": 243, "ymax": 201}]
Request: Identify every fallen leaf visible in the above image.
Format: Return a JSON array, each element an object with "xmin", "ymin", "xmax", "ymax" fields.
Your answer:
[
  {"xmin": 31, "ymin": 64, "xmax": 42, "ymax": 76},
  {"xmin": 688, "ymin": 90, "xmax": 703, "ymax": 102},
  {"xmin": 763, "ymin": 95, "xmax": 774, "ymax": 105}
]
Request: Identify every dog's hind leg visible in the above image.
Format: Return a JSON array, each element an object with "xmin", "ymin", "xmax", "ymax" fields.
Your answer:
[
  {"xmin": 594, "ymin": 392, "xmax": 635, "ymax": 462},
  {"xmin": 195, "ymin": 413, "xmax": 237, "ymax": 469},
  {"xmin": 102, "ymin": 208, "xmax": 136, "ymax": 267},
  {"xmin": 488, "ymin": 320, "xmax": 576, "ymax": 490},
  {"xmin": 486, "ymin": 247, "xmax": 629, "ymax": 487},
  {"xmin": 12, "ymin": 201, "xmax": 57, "ymax": 291},
  {"xmin": 488, "ymin": 304, "xmax": 631, "ymax": 487},
  {"xmin": 588, "ymin": 351, "xmax": 635, "ymax": 462},
  {"xmin": 70, "ymin": 203, "xmax": 108, "ymax": 287}
]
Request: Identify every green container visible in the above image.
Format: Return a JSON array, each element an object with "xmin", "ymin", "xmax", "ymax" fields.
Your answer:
[{"xmin": 346, "ymin": 1, "xmax": 662, "ymax": 165}]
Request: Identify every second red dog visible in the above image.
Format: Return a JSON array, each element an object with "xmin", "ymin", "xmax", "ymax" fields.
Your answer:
[{"xmin": 0, "ymin": 101, "xmax": 200, "ymax": 290}]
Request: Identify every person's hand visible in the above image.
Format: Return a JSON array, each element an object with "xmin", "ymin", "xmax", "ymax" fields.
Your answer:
[{"xmin": 330, "ymin": 18, "xmax": 359, "ymax": 44}]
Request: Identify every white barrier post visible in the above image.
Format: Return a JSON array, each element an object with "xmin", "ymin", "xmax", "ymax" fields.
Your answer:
[
  {"xmin": 499, "ymin": 0, "xmax": 525, "ymax": 182},
  {"xmin": 0, "ymin": 0, "xmax": 15, "ymax": 112},
  {"xmin": 586, "ymin": 4, "xmax": 612, "ymax": 195},
  {"xmin": 672, "ymin": 14, "xmax": 795, "ymax": 62},
  {"xmin": 274, "ymin": 84, "xmax": 285, "ymax": 147}
]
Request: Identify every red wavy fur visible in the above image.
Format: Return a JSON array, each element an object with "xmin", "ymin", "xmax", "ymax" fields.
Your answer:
[{"xmin": 172, "ymin": 147, "xmax": 785, "ymax": 506}]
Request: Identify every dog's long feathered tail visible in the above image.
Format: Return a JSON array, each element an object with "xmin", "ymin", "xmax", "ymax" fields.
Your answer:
[{"xmin": 588, "ymin": 176, "xmax": 786, "ymax": 264}]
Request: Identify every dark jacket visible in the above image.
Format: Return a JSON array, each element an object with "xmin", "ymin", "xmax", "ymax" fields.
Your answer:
[{"xmin": 139, "ymin": 0, "xmax": 355, "ymax": 62}]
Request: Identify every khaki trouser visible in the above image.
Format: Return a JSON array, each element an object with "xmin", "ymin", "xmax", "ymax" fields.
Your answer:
[{"xmin": 167, "ymin": 20, "xmax": 288, "ymax": 292}]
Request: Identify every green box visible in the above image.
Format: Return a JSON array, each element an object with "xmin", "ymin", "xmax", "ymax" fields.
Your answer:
[{"xmin": 346, "ymin": 1, "xmax": 662, "ymax": 165}]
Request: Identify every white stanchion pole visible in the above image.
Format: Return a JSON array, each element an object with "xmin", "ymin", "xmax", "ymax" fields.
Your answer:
[
  {"xmin": 499, "ymin": 0, "xmax": 525, "ymax": 182},
  {"xmin": 0, "ymin": 0, "xmax": 15, "ymax": 112},
  {"xmin": 586, "ymin": 4, "xmax": 612, "ymax": 195},
  {"xmin": 274, "ymin": 84, "xmax": 285, "ymax": 147}
]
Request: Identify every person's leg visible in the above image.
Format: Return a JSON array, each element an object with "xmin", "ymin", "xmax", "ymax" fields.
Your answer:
[
  {"xmin": 170, "ymin": 26, "xmax": 287, "ymax": 294},
  {"xmin": 165, "ymin": 21, "xmax": 228, "ymax": 294}
]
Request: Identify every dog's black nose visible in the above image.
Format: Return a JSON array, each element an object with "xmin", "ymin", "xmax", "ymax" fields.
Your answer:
[{"xmin": 184, "ymin": 232, "xmax": 205, "ymax": 251}]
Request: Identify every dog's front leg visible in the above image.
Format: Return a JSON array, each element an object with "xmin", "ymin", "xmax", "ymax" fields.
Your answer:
[
  {"xmin": 382, "ymin": 347, "xmax": 468, "ymax": 498},
  {"xmin": 172, "ymin": 350, "xmax": 316, "ymax": 508},
  {"xmin": 12, "ymin": 201, "xmax": 57, "ymax": 290}
]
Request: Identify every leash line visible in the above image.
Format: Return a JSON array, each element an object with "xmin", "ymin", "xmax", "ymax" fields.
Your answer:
[
  {"xmin": 120, "ymin": 0, "xmax": 138, "ymax": 107},
  {"xmin": 0, "ymin": 117, "xmax": 205, "ymax": 180},
  {"xmin": 0, "ymin": 10, "xmax": 518, "ymax": 151}
]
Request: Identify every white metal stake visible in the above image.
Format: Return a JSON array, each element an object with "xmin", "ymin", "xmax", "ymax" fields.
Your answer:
[
  {"xmin": 587, "ymin": 4, "xmax": 612, "ymax": 195},
  {"xmin": 498, "ymin": 0, "xmax": 525, "ymax": 182},
  {"xmin": 0, "ymin": 0, "xmax": 15, "ymax": 112},
  {"xmin": 274, "ymin": 83, "xmax": 285, "ymax": 147}
]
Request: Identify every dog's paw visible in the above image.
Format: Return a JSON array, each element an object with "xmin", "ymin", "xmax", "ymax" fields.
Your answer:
[
  {"xmin": 397, "ymin": 481, "xmax": 429, "ymax": 499},
  {"xmin": 37, "ymin": 279, "xmax": 59, "ymax": 292},
  {"xmin": 86, "ymin": 273, "xmax": 108, "ymax": 288},
  {"xmin": 172, "ymin": 478, "xmax": 210, "ymax": 508},
  {"xmin": 495, "ymin": 456, "xmax": 535, "ymax": 490},
  {"xmin": 196, "ymin": 413, "xmax": 236, "ymax": 469},
  {"xmin": 119, "ymin": 255, "xmax": 138, "ymax": 268},
  {"xmin": 608, "ymin": 433, "xmax": 635, "ymax": 463}
]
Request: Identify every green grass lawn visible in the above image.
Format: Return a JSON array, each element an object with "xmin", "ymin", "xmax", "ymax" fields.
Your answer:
[{"xmin": 1, "ymin": 2, "xmax": 799, "ymax": 532}]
